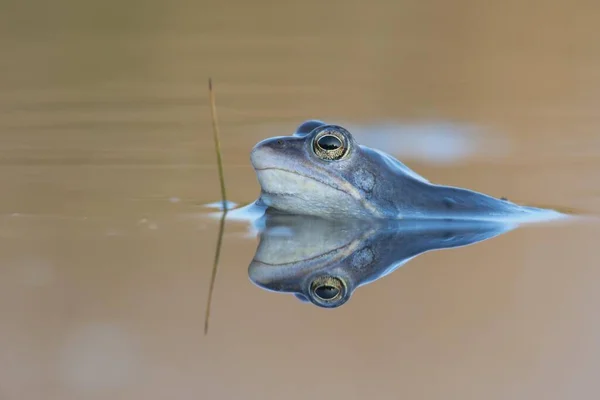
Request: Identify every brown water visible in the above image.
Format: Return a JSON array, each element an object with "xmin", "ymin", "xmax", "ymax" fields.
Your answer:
[{"xmin": 2, "ymin": 1, "xmax": 600, "ymax": 399}]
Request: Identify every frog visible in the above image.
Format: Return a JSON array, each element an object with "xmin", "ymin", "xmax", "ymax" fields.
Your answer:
[{"xmin": 249, "ymin": 120, "xmax": 563, "ymax": 221}]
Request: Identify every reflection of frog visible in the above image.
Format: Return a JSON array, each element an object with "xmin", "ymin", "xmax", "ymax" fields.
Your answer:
[
  {"xmin": 250, "ymin": 120, "xmax": 561, "ymax": 221},
  {"xmin": 248, "ymin": 213, "xmax": 515, "ymax": 308}
]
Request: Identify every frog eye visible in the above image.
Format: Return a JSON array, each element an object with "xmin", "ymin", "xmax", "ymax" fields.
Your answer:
[
  {"xmin": 308, "ymin": 275, "xmax": 347, "ymax": 307},
  {"xmin": 312, "ymin": 126, "xmax": 350, "ymax": 161}
]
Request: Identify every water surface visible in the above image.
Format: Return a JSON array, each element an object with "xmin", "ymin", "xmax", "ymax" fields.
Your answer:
[{"xmin": 1, "ymin": 1, "xmax": 600, "ymax": 399}]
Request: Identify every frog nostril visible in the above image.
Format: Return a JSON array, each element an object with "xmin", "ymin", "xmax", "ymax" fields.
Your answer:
[{"xmin": 276, "ymin": 139, "xmax": 283, "ymax": 146}]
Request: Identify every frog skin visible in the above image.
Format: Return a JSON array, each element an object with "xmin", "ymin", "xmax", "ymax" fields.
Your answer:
[
  {"xmin": 248, "ymin": 212, "xmax": 515, "ymax": 308},
  {"xmin": 249, "ymin": 120, "xmax": 563, "ymax": 221}
]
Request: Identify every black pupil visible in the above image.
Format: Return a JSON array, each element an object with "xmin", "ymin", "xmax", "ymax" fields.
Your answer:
[
  {"xmin": 317, "ymin": 135, "xmax": 342, "ymax": 151},
  {"xmin": 314, "ymin": 285, "xmax": 340, "ymax": 300}
]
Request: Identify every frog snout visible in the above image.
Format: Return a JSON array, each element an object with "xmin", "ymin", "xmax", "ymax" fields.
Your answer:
[{"xmin": 250, "ymin": 136, "xmax": 289, "ymax": 169}]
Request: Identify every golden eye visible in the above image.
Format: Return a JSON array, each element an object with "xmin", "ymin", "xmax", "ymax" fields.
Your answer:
[
  {"xmin": 309, "ymin": 275, "xmax": 347, "ymax": 307},
  {"xmin": 312, "ymin": 127, "xmax": 349, "ymax": 161}
]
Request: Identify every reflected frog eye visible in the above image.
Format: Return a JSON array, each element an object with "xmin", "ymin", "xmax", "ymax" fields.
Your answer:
[
  {"xmin": 309, "ymin": 275, "xmax": 347, "ymax": 307},
  {"xmin": 312, "ymin": 127, "xmax": 350, "ymax": 161}
]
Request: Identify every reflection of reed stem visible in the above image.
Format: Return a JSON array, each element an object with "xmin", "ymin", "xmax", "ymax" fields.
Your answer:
[
  {"xmin": 204, "ymin": 209, "xmax": 226, "ymax": 335},
  {"xmin": 208, "ymin": 78, "xmax": 228, "ymax": 211}
]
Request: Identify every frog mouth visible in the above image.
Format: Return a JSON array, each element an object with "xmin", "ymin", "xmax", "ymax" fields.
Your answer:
[
  {"xmin": 254, "ymin": 168, "xmax": 355, "ymax": 204},
  {"xmin": 254, "ymin": 167, "xmax": 348, "ymax": 196}
]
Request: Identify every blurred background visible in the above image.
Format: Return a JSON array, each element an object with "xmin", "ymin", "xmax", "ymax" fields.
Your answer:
[{"xmin": 1, "ymin": 1, "xmax": 600, "ymax": 399}]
